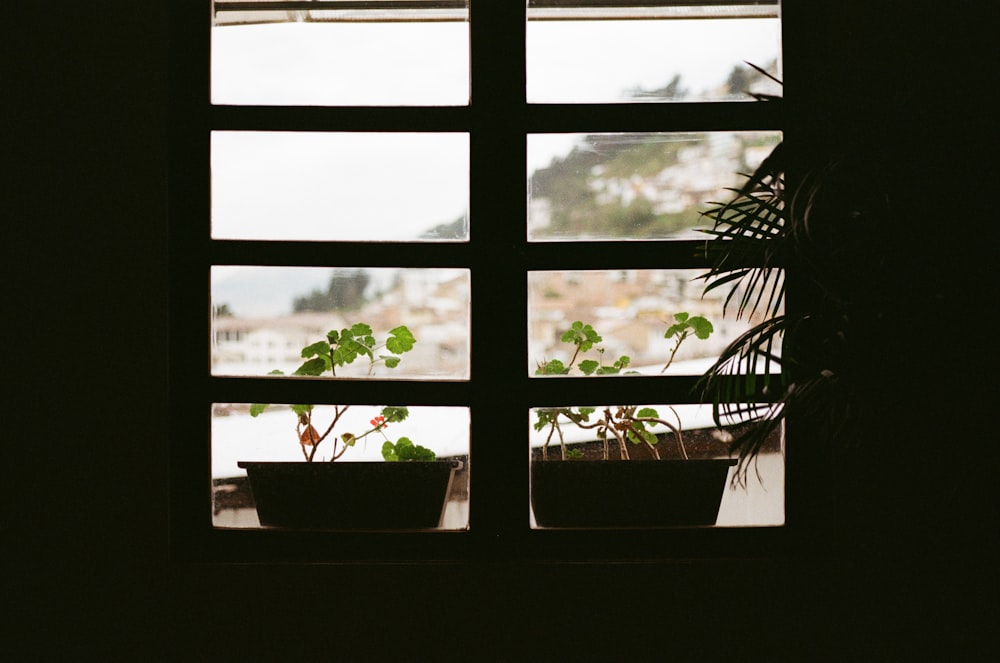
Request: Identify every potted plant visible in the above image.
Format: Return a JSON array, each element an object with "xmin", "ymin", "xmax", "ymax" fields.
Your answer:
[
  {"xmin": 239, "ymin": 323, "xmax": 462, "ymax": 530},
  {"xmin": 530, "ymin": 313, "xmax": 739, "ymax": 528},
  {"xmin": 694, "ymin": 77, "xmax": 875, "ymax": 485}
]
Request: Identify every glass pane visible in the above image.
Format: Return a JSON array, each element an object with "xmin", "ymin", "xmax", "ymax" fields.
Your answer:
[
  {"xmin": 529, "ymin": 404, "xmax": 784, "ymax": 528},
  {"xmin": 211, "ymin": 3, "xmax": 470, "ymax": 106},
  {"xmin": 212, "ymin": 132, "xmax": 469, "ymax": 242},
  {"xmin": 526, "ymin": 9, "xmax": 781, "ymax": 103},
  {"xmin": 212, "ymin": 266, "xmax": 471, "ymax": 379},
  {"xmin": 213, "ymin": 403, "xmax": 470, "ymax": 530},
  {"xmin": 528, "ymin": 269, "xmax": 781, "ymax": 376},
  {"xmin": 528, "ymin": 131, "xmax": 781, "ymax": 241}
]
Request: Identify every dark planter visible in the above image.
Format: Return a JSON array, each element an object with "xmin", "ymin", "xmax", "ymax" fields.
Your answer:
[
  {"xmin": 530, "ymin": 459, "xmax": 737, "ymax": 528},
  {"xmin": 237, "ymin": 460, "xmax": 460, "ymax": 529}
]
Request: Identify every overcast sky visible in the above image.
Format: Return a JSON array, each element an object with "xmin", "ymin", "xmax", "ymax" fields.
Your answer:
[{"xmin": 210, "ymin": 17, "xmax": 780, "ymax": 315}]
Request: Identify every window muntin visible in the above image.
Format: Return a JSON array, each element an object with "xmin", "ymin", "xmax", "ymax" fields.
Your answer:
[
  {"xmin": 211, "ymin": 3, "xmax": 470, "ymax": 106},
  {"xmin": 212, "ymin": 132, "xmax": 469, "ymax": 242},
  {"xmin": 526, "ymin": 11, "xmax": 781, "ymax": 103},
  {"xmin": 212, "ymin": 266, "xmax": 471, "ymax": 379},
  {"xmin": 528, "ymin": 131, "xmax": 782, "ymax": 241}
]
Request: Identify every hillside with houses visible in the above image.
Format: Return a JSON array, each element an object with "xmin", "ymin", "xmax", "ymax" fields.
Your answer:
[
  {"xmin": 528, "ymin": 269, "xmax": 775, "ymax": 375},
  {"xmin": 213, "ymin": 269, "xmax": 471, "ymax": 379},
  {"xmin": 529, "ymin": 130, "xmax": 780, "ymax": 240}
]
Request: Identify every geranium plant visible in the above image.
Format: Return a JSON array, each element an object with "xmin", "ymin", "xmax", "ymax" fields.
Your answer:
[
  {"xmin": 533, "ymin": 313, "xmax": 713, "ymax": 461},
  {"xmin": 250, "ymin": 322, "xmax": 436, "ymax": 462}
]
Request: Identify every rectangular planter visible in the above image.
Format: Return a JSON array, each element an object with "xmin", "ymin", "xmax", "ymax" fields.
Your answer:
[
  {"xmin": 238, "ymin": 460, "xmax": 460, "ymax": 530},
  {"xmin": 530, "ymin": 458, "xmax": 737, "ymax": 528}
]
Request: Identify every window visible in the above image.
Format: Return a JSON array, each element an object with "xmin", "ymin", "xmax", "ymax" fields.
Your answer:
[{"xmin": 171, "ymin": 1, "xmax": 787, "ymax": 561}]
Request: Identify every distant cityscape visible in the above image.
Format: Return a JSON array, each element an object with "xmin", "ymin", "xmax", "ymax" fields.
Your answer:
[{"xmin": 213, "ymin": 267, "xmax": 778, "ymax": 379}]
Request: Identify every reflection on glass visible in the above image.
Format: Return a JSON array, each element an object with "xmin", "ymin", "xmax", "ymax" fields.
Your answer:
[
  {"xmin": 212, "ymin": 266, "xmax": 471, "ymax": 379},
  {"xmin": 212, "ymin": 132, "xmax": 469, "ymax": 242},
  {"xmin": 528, "ymin": 403, "xmax": 784, "ymax": 528},
  {"xmin": 528, "ymin": 269, "xmax": 782, "ymax": 376},
  {"xmin": 211, "ymin": 4, "xmax": 470, "ymax": 106},
  {"xmin": 212, "ymin": 403, "xmax": 470, "ymax": 530},
  {"xmin": 526, "ymin": 13, "xmax": 781, "ymax": 104},
  {"xmin": 528, "ymin": 131, "xmax": 781, "ymax": 241}
]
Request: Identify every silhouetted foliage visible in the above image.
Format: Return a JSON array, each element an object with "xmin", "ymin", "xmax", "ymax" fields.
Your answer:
[{"xmin": 293, "ymin": 269, "xmax": 370, "ymax": 313}]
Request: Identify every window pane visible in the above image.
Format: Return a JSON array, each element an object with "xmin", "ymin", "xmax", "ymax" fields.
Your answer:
[
  {"xmin": 213, "ymin": 403, "xmax": 470, "ymax": 530},
  {"xmin": 529, "ymin": 404, "xmax": 784, "ymax": 528},
  {"xmin": 528, "ymin": 269, "xmax": 781, "ymax": 376},
  {"xmin": 212, "ymin": 266, "xmax": 471, "ymax": 379},
  {"xmin": 212, "ymin": 132, "xmax": 469, "ymax": 242},
  {"xmin": 528, "ymin": 131, "xmax": 781, "ymax": 241},
  {"xmin": 526, "ymin": 10, "xmax": 781, "ymax": 103},
  {"xmin": 211, "ymin": 4, "xmax": 470, "ymax": 106}
]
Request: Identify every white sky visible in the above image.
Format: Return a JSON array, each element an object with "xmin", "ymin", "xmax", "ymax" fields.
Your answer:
[
  {"xmin": 212, "ymin": 131, "xmax": 469, "ymax": 241},
  {"xmin": 212, "ymin": 17, "xmax": 780, "ymax": 175},
  {"xmin": 210, "ymin": 18, "xmax": 780, "ymax": 312}
]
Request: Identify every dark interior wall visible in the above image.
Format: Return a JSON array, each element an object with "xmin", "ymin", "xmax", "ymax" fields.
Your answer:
[{"xmin": 10, "ymin": 2, "xmax": 994, "ymax": 659}]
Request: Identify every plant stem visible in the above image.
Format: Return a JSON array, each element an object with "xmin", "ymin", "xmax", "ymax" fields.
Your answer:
[
  {"xmin": 634, "ymin": 410, "xmax": 687, "ymax": 460},
  {"xmin": 567, "ymin": 344, "xmax": 582, "ymax": 371},
  {"xmin": 661, "ymin": 331, "xmax": 688, "ymax": 373},
  {"xmin": 304, "ymin": 405, "xmax": 349, "ymax": 462}
]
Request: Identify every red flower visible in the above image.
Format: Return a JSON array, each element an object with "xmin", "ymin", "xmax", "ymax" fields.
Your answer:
[{"xmin": 370, "ymin": 415, "xmax": 387, "ymax": 428}]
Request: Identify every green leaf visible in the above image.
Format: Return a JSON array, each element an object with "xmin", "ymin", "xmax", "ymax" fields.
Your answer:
[
  {"xmin": 673, "ymin": 312, "xmax": 690, "ymax": 323},
  {"xmin": 636, "ymin": 407, "xmax": 659, "ymax": 419},
  {"xmin": 349, "ymin": 322, "xmax": 373, "ymax": 337},
  {"xmin": 578, "ymin": 359, "xmax": 599, "ymax": 375},
  {"xmin": 267, "ymin": 369, "xmax": 284, "ymax": 376},
  {"xmin": 301, "ymin": 340, "xmax": 330, "ymax": 359},
  {"xmin": 249, "ymin": 403, "xmax": 269, "ymax": 417},
  {"xmin": 382, "ymin": 356, "xmax": 400, "ymax": 368},
  {"xmin": 665, "ymin": 322, "xmax": 687, "ymax": 339},
  {"xmin": 381, "ymin": 441, "xmax": 398, "ymax": 462},
  {"xmin": 537, "ymin": 359, "xmax": 567, "ymax": 375},
  {"xmin": 382, "ymin": 437, "xmax": 436, "ymax": 462},
  {"xmin": 385, "ymin": 325, "xmax": 416, "ymax": 354},
  {"xmin": 332, "ymin": 332, "xmax": 372, "ymax": 365},
  {"xmin": 381, "ymin": 406, "xmax": 409, "ymax": 423},
  {"xmin": 596, "ymin": 365, "xmax": 620, "ymax": 375},
  {"xmin": 326, "ymin": 330, "xmax": 340, "ymax": 344},
  {"xmin": 291, "ymin": 404, "xmax": 313, "ymax": 417},
  {"xmin": 293, "ymin": 357, "xmax": 328, "ymax": 376},
  {"xmin": 580, "ymin": 326, "xmax": 601, "ymax": 352},
  {"xmin": 396, "ymin": 437, "xmax": 415, "ymax": 453},
  {"xmin": 626, "ymin": 423, "xmax": 657, "ymax": 446},
  {"xmin": 341, "ymin": 432, "xmax": 356, "ymax": 447},
  {"xmin": 689, "ymin": 316, "xmax": 714, "ymax": 340},
  {"xmin": 533, "ymin": 410, "xmax": 554, "ymax": 431},
  {"xmin": 411, "ymin": 445, "xmax": 436, "ymax": 461},
  {"xmin": 561, "ymin": 321, "xmax": 601, "ymax": 352}
]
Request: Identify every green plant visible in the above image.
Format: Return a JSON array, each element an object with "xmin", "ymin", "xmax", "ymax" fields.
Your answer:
[
  {"xmin": 695, "ymin": 74, "xmax": 872, "ymax": 483},
  {"xmin": 533, "ymin": 313, "xmax": 713, "ymax": 461},
  {"xmin": 250, "ymin": 323, "xmax": 435, "ymax": 462}
]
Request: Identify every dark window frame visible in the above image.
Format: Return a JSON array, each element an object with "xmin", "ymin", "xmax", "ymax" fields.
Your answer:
[{"xmin": 170, "ymin": 1, "xmax": 826, "ymax": 563}]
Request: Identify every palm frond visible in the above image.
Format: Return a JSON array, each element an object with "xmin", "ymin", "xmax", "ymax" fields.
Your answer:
[
  {"xmin": 697, "ymin": 314, "xmax": 789, "ymax": 418},
  {"xmin": 698, "ymin": 141, "xmax": 788, "ymax": 322}
]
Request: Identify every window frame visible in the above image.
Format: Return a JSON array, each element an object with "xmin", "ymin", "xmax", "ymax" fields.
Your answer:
[{"xmin": 170, "ymin": 1, "xmax": 824, "ymax": 563}]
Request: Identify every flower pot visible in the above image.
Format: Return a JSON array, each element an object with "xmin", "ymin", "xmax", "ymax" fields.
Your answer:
[
  {"xmin": 530, "ymin": 458, "xmax": 737, "ymax": 528},
  {"xmin": 237, "ymin": 460, "xmax": 461, "ymax": 529}
]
